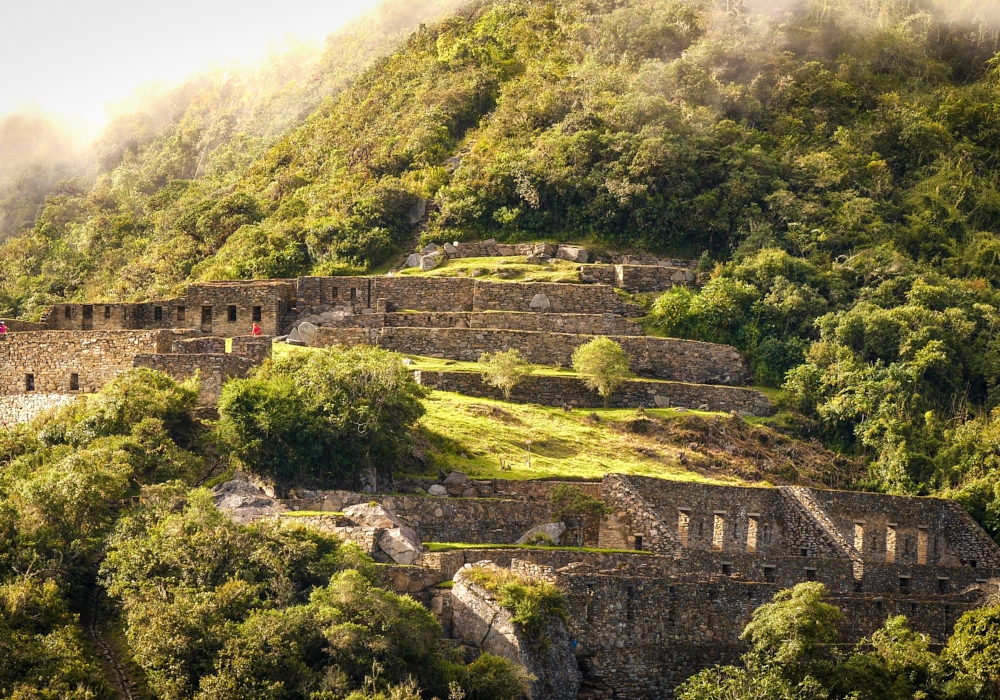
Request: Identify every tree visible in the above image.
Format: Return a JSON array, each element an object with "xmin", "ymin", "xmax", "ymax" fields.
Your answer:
[
  {"xmin": 945, "ymin": 606, "xmax": 1000, "ymax": 699},
  {"xmin": 217, "ymin": 346, "xmax": 426, "ymax": 489},
  {"xmin": 478, "ymin": 349, "xmax": 534, "ymax": 400},
  {"xmin": 571, "ymin": 337, "xmax": 630, "ymax": 405}
]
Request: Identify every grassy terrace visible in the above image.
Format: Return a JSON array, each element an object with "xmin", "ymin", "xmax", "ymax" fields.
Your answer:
[{"xmin": 395, "ymin": 255, "xmax": 583, "ymax": 283}]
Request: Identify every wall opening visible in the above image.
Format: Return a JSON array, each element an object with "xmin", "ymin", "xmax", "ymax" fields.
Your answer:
[
  {"xmin": 918, "ymin": 527, "xmax": 929, "ymax": 565},
  {"xmin": 154, "ymin": 306, "xmax": 163, "ymax": 321},
  {"xmin": 805, "ymin": 568, "xmax": 817, "ymax": 582},
  {"xmin": 24, "ymin": 374, "xmax": 34, "ymax": 392},
  {"xmin": 677, "ymin": 510, "xmax": 690, "ymax": 547},
  {"xmin": 899, "ymin": 576, "xmax": 910, "ymax": 594},
  {"xmin": 82, "ymin": 305, "xmax": 93, "ymax": 330},
  {"xmin": 886, "ymin": 525, "xmax": 898, "ymax": 564},
  {"xmin": 104, "ymin": 305, "xmax": 111, "ymax": 319},
  {"xmin": 227, "ymin": 306, "xmax": 237, "ymax": 323},
  {"xmin": 253, "ymin": 306, "xmax": 262, "ymax": 322},
  {"xmin": 747, "ymin": 515, "xmax": 759, "ymax": 553},
  {"xmin": 938, "ymin": 578, "xmax": 949, "ymax": 594},
  {"xmin": 712, "ymin": 512, "xmax": 726, "ymax": 551},
  {"xmin": 854, "ymin": 580, "xmax": 863, "ymax": 593},
  {"xmin": 763, "ymin": 565, "xmax": 776, "ymax": 583},
  {"xmin": 721, "ymin": 563, "xmax": 733, "ymax": 576},
  {"xmin": 626, "ymin": 586, "xmax": 635, "ymax": 621},
  {"xmin": 800, "ymin": 548, "xmax": 808, "ymax": 557},
  {"xmin": 69, "ymin": 373, "xmax": 79, "ymax": 391},
  {"xmin": 331, "ymin": 287, "xmax": 338, "ymax": 300},
  {"xmin": 854, "ymin": 522, "xmax": 865, "ymax": 553},
  {"xmin": 634, "ymin": 535, "xmax": 643, "ymax": 551},
  {"xmin": 350, "ymin": 288, "xmax": 357, "ymax": 300},
  {"xmin": 64, "ymin": 307, "xmax": 72, "ymax": 319},
  {"xmin": 177, "ymin": 306, "xmax": 185, "ymax": 322},
  {"xmin": 201, "ymin": 306, "xmax": 213, "ymax": 332}
]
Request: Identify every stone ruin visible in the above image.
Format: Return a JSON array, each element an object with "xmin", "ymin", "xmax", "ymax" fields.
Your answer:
[
  {"xmin": 0, "ymin": 258, "xmax": 776, "ymax": 427},
  {"xmin": 210, "ymin": 472, "xmax": 1000, "ymax": 699}
]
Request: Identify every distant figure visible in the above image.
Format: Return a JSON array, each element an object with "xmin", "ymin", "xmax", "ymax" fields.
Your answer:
[
  {"xmin": 251, "ymin": 322, "xmax": 262, "ymax": 337},
  {"xmin": 0, "ymin": 320, "xmax": 7, "ymax": 337}
]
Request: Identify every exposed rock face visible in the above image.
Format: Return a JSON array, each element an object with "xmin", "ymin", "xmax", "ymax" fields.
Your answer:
[
  {"xmin": 342, "ymin": 502, "xmax": 423, "ymax": 565},
  {"xmin": 296, "ymin": 321, "xmax": 319, "ymax": 346},
  {"xmin": 212, "ymin": 478, "xmax": 287, "ymax": 523},
  {"xmin": 556, "ymin": 245, "xmax": 589, "ymax": 263},
  {"xmin": 452, "ymin": 562, "xmax": 581, "ymax": 700},
  {"xmin": 516, "ymin": 522, "xmax": 566, "ymax": 545},
  {"xmin": 405, "ymin": 253, "xmax": 423, "ymax": 268}
]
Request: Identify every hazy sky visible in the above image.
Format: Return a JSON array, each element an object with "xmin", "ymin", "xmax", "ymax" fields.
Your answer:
[{"xmin": 0, "ymin": 0, "xmax": 380, "ymax": 123}]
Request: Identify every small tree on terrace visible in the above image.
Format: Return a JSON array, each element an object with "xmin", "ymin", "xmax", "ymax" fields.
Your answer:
[
  {"xmin": 572, "ymin": 336, "xmax": 630, "ymax": 405},
  {"xmin": 478, "ymin": 349, "xmax": 534, "ymax": 400}
]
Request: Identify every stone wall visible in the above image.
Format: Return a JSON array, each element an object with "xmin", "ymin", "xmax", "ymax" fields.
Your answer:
[
  {"xmin": 0, "ymin": 393, "xmax": 76, "ymax": 428},
  {"xmin": 186, "ymin": 280, "xmax": 297, "ymax": 336},
  {"xmin": 415, "ymin": 370, "xmax": 774, "ymax": 415},
  {"xmin": 316, "ymin": 327, "xmax": 750, "ymax": 385},
  {"xmin": 0, "ymin": 330, "xmax": 197, "ymax": 395},
  {"xmin": 132, "ymin": 353, "xmax": 257, "ymax": 404},
  {"xmin": 379, "ymin": 494, "xmax": 554, "ymax": 544},
  {"xmin": 43, "ymin": 301, "xmax": 189, "ymax": 332},
  {"xmin": 580, "ymin": 264, "xmax": 699, "ymax": 292},
  {"xmin": 0, "ymin": 318, "xmax": 48, "ymax": 331},
  {"xmin": 383, "ymin": 311, "xmax": 643, "ymax": 336}
]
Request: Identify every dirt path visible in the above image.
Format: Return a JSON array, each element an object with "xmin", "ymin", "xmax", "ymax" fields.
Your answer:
[{"xmin": 82, "ymin": 585, "xmax": 138, "ymax": 700}]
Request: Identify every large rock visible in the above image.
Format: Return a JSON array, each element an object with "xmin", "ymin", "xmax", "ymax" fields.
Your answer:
[
  {"xmin": 296, "ymin": 321, "xmax": 319, "ymax": 346},
  {"xmin": 428, "ymin": 484, "xmax": 448, "ymax": 496},
  {"xmin": 516, "ymin": 522, "xmax": 566, "ymax": 545},
  {"xmin": 343, "ymin": 502, "xmax": 407, "ymax": 530},
  {"xmin": 421, "ymin": 242, "xmax": 441, "ymax": 254},
  {"xmin": 453, "ymin": 562, "xmax": 581, "ymax": 700},
  {"xmin": 419, "ymin": 252, "xmax": 442, "ymax": 271},
  {"xmin": 378, "ymin": 527, "xmax": 423, "ymax": 565},
  {"xmin": 211, "ymin": 479, "xmax": 287, "ymax": 523},
  {"xmin": 556, "ymin": 245, "xmax": 589, "ymax": 263},
  {"xmin": 529, "ymin": 293, "xmax": 552, "ymax": 311},
  {"xmin": 405, "ymin": 253, "xmax": 423, "ymax": 268},
  {"xmin": 443, "ymin": 471, "xmax": 469, "ymax": 486}
]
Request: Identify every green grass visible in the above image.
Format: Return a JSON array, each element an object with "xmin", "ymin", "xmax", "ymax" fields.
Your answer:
[
  {"xmin": 396, "ymin": 256, "xmax": 582, "ymax": 283},
  {"xmin": 279, "ymin": 510, "xmax": 345, "ymax": 517},
  {"xmin": 424, "ymin": 542, "xmax": 652, "ymax": 555},
  {"xmin": 413, "ymin": 390, "xmax": 738, "ymax": 482}
]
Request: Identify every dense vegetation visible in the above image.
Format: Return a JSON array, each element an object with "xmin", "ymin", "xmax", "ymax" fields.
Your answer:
[
  {"xmin": 218, "ymin": 345, "xmax": 425, "ymax": 491},
  {"xmin": 0, "ymin": 370, "xmax": 522, "ymax": 698},
  {"xmin": 678, "ymin": 582, "xmax": 1000, "ymax": 700}
]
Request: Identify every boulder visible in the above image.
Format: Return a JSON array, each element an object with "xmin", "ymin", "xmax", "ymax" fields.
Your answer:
[
  {"xmin": 211, "ymin": 479, "xmax": 287, "ymax": 523},
  {"xmin": 443, "ymin": 242, "xmax": 458, "ymax": 255},
  {"xmin": 287, "ymin": 326, "xmax": 301, "ymax": 342},
  {"xmin": 343, "ymin": 502, "xmax": 408, "ymax": 530},
  {"xmin": 529, "ymin": 293, "xmax": 552, "ymax": 311},
  {"xmin": 419, "ymin": 254, "xmax": 441, "ymax": 271},
  {"xmin": 516, "ymin": 522, "xmax": 566, "ymax": 545},
  {"xmin": 405, "ymin": 253, "xmax": 423, "ymax": 268},
  {"xmin": 556, "ymin": 245, "xmax": 589, "ymax": 263},
  {"xmin": 428, "ymin": 484, "xmax": 448, "ymax": 496},
  {"xmin": 296, "ymin": 322, "xmax": 319, "ymax": 346},
  {"xmin": 654, "ymin": 395, "xmax": 670, "ymax": 408},
  {"xmin": 378, "ymin": 527, "xmax": 423, "ymax": 565},
  {"xmin": 422, "ymin": 243, "xmax": 441, "ymax": 254},
  {"xmin": 443, "ymin": 471, "xmax": 469, "ymax": 486}
]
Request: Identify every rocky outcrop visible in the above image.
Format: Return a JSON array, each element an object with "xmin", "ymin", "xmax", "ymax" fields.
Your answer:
[{"xmin": 452, "ymin": 562, "xmax": 580, "ymax": 700}]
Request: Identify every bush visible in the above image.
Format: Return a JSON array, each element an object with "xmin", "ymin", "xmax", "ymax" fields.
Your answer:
[
  {"xmin": 478, "ymin": 349, "xmax": 534, "ymax": 400},
  {"xmin": 550, "ymin": 484, "xmax": 609, "ymax": 519},
  {"xmin": 217, "ymin": 346, "xmax": 426, "ymax": 489},
  {"xmin": 571, "ymin": 337, "xmax": 631, "ymax": 405},
  {"xmin": 464, "ymin": 565, "xmax": 566, "ymax": 649}
]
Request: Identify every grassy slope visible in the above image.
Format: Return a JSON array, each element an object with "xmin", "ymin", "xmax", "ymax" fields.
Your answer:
[
  {"xmin": 396, "ymin": 256, "xmax": 582, "ymax": 283},
  {"xmin": 271, "ymin": 342, "xmax": 829, "ymax": 484}
]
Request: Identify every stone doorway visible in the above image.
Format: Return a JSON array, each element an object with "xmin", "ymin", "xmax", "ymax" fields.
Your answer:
[
  {"xmin": 82, "ymin": 305, "xmax": 93, "ymax": 330},
  {"xmin": 201, "ymin": 306, "xmax": 213, "ymax": 333}
]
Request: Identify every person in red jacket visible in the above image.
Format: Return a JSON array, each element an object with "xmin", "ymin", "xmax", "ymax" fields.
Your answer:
[
  {"xmin": 0, "ymin": 320, "xmax": 7, "ymax": 338},
  {"xmin": 251, "ymin": 322, "xmax": 262, "ymax": 337}
]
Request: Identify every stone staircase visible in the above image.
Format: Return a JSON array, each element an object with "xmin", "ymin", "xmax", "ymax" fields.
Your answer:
[{"xmin": 779, "ymin": 486, "xmax": 864, "ymax": 578}]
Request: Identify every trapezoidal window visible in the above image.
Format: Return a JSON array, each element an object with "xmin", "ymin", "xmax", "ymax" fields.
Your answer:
[
  {"xmin": 918, "ymin": 527, "xmax": 929, "ymax": 565},
  {"xmin": 350, "ymin": 288, "xmax": 357, "ymax": 300},
  {"xmin": 747, "ymin": 515, "xmax": 759, "ymax": 553},
  {"xmin": 227, "ymin": 306, "xmax": 237, "ymax": 323},
  {"xmin": 712, "ymin": 513, "xmax": 726, "ymax": 551},
  {"xmin": 252, "ymin": 306, "xmax": 262, "ymax": 322},
  {"xmin": 331, "ymin": 287, "xmax": 338, "ymax": 300},
  {"xmin": 154, "ymin": 306, "xmax": 163, "ymax": 321},
  {"xmin": 854, "ymin": 522, "xmax": 865, "ymax": 553},
  {"xmin": 886, "ymin": 525, "xmax": 898, "ymax": 564},
  {"xmin": 69, "ymin": 373, "xmax": 79, "ymax": 391},
  {"xmin": 176, "ymin": 306, "xmax": 185, "ymax": 322},
  {"xmin": 805, "ymin": 568, "xmax": 817, "ymax": 582},
  {"xmin": 763, "ymin": 566, "xmax": 776, "ymax": 583},
  {"xmin": 634, "ymin": 535, "xmax": 643, "ymax": 551},
  {"xmin": 64, "ymin": 307, "xmax": 72, "ymax": 319},
  {"xmin": 677, "ymin": 510, "xmax": 690, "ymax": 547},
  {"xmin": 899, "ymin": 576, "xmax": 910, "ymax": 594},
  {"xmin": 24, "ymin": 374, "xmax": 34, "ymax": 392},
  {"xmin": 104, "ymin": 306, "xmax": 111, "ymax": 319}
]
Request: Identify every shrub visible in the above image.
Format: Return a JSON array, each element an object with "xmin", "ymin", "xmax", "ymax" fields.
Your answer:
[
  {"xmin": 478, "ymin": 349, "xmax": 534, "ymax": 400},
  {"xmin": 217, "ymin": 346, "xmax": 426, "ymax": 488},
  {"xmin": 550, "ymin": 484, "xmax": 609, "ymax": 519},
  {"xmin": 571, "ymin": 337, "xmax": 631, "ymax": 405}
]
